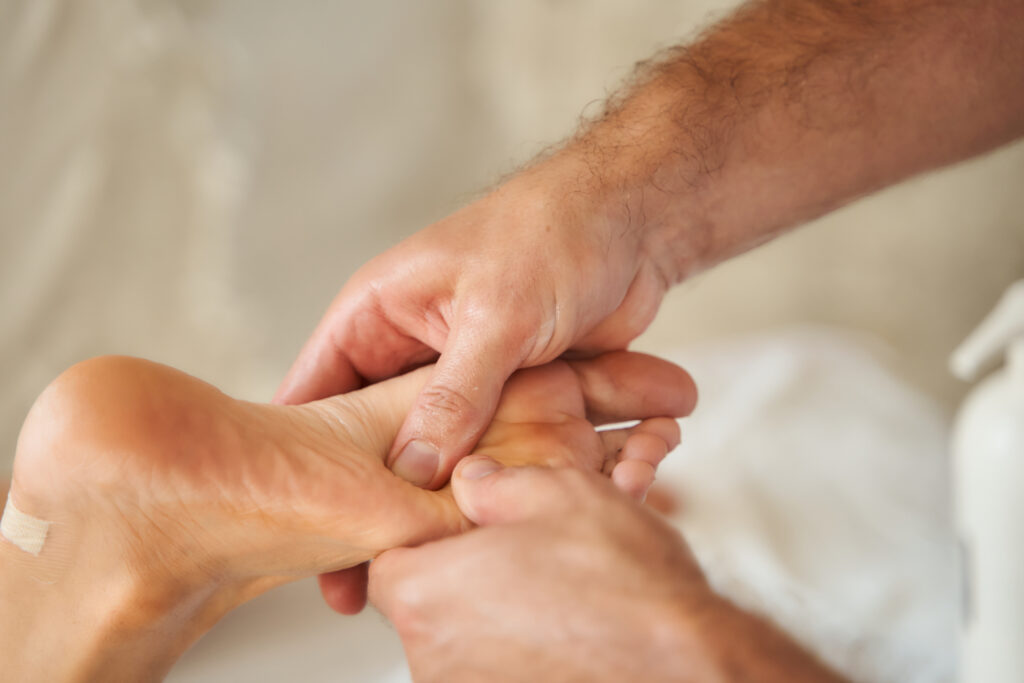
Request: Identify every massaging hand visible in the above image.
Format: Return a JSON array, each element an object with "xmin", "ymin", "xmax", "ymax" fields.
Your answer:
[
  {"xmin": 370, "ymin": 462, "xmax": 849, "ymax": 683},
  {"xmin": 275, "ymin": 166, "xmax": 671, "ymax": 490},
  {"xmin": 370, "ymin": 462, "xmax": 712, "ymax": 683},
  {"xmin": 275, "ymin": 170, "xmax": 673, "ymax": 612},
  {"xmin": 2, "ymin": 351, "xmax": 694, "ymax": 681}
]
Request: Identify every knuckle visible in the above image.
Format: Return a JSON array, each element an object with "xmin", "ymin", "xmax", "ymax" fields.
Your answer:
[
  {"xmin": 383, "ymin": 577, "xmax": 429, "ymax": 635},
  {"xmin": 491, "ymin": 310, "xmax": 535, "ymax": 342},
  {"xmin": 461, "ymin": 294, "xmax": 540, "ymax": 344},
  {"xmin": 419, "ymin": 384, "xmax": 479, "ymax": 422}
]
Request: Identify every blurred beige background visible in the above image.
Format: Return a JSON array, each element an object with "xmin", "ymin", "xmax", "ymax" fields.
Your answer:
[
  {"xmin": 2, "ymin": 0, "xmax": 1023, "ymax": 475},
  {"xmin": 1, "ymin": 0, "xmax": 1020, "ymax": 680}
]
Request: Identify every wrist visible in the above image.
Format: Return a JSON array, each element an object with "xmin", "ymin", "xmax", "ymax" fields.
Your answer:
[
  {"xmin": 498, "ymin": 152, "xmax": 675, "ymax": 289},
  {"xmin": 527, "ymin": 132, "xmax": 707, "ymax": 289},
  {"xmin": 651, "ymin": 589, "xmax": 739, "ymax": 683},
  {"xmin": 664, "ymin": 589, "xmax": 849, "ymax": 683}
]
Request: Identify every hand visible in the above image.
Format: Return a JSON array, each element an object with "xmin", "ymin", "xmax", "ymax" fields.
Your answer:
[
  {"xmin": 275, "ymin": 163, "xmax": 672, "ymax": 489},
  {"xmin": 276, "ymin": 165, "xmax": 675, "ymax": 614},
  {"xmin": 369, "ymin": 463, "xmax": 715, "ymax": 683},
  {"xmin": 308, "ymin": 348, "xmax": 694, "ymax": 612},
  {"xmin": 370, "ymin": 461, "xmax": 849, "ymax": 683},
  {"xmin": 1, "ymin": 351, "xmax": 694, "ymax": 680}
]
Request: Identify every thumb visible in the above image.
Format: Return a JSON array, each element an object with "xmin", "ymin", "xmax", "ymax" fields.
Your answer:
[
  {"xmin": 388, "ymin": 328, "xmax": 524, "ymax": 489},
  {"xmin": 306, "ymin": 364, "xmax": 432, "ymax": 454},
  {"xmin": 452, "ymin": 458, "xmax": 605, "ymax": 526},
  {"xmin": 273, "ymin": 326, "xmax": 364, "ymax": 405}
]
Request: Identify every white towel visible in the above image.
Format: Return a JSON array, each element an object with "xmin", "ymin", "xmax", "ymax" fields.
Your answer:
[{"xmin": 657, "ymin": 326, "xmax": 955, "ymax": 683}]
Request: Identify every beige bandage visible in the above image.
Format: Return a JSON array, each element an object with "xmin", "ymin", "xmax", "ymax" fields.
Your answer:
[{"xmin": 1, "ymin": 495, "xmax": 51, "ymax": 555}]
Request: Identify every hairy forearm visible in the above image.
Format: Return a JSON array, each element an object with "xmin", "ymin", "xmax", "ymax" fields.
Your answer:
[
  {"xmin": 681, "ymin": 596, "xmax": 850, "ymax": 683},
  {"xmin": 538, "ymin": 0, "xmax": 1024, "ymax": 283}
]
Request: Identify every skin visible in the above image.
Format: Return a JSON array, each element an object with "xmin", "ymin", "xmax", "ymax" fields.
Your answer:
[
  {"xmin": 370, "ymin": 462, "xmax": 849, "ymax": 683},
  {"xmin": 0, "ymin": 351, "xmax": 694, "ymax": 682},
  {"xmin": 277, "ymin": 0, "xmax": 1024, "ymax": 611},
  {"xmin": 3, "ymin": 1, "xmax": 1014, "ymax": 678}
]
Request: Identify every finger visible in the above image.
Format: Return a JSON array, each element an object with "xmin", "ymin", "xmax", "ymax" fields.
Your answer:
[
  {"xmin": 611, "ymin": 460, "xmax": 656, "ymax": 502},
  {"xmin": 618, "ymin": 432, "xmax": 672, "ymax": 469},
  {"xmin": 307, "ymin": 364, "xmax": 438, "ymax": 463},
  {"xmin": 274, "ymin": 335, "xmax": 364, "ymax": 405},
  {"xmin": 601, "ymin": 431, "xmax": 672, "ymax": 476},
  {"xmin": 388, "ymin": 326, "xmax": 526, "ymax": 489},
  {"xmin": 317, "ymin": 563, "xmax": 369, "ymax": 615},
  {"xmin": 312, "ymin": 459, "xmax": 467, "ymax": 573},
  {"xmin": 283, "ymin": 373, "xmax": 470, "ymax": 590},
  {"xmin": 598, "ymin": 417, "xmax": 681, "ymax": 461},
  {"xmin": 368, "ymin": 546, "xmax": 422, "ymax": 620},
  {"xmin": 273, "ymin": 275, "xmax": 438, "ymax": 405},
  {"xmin": 566, "ymin": 351, "xmax": 697, "ymax": 425},
  {"xmin": 452, "ymin": 457, "xmax": 610, "ymax": 526},
  {"xmin": 488, "ymin": 361, "xmax": 586, "ymax": 423}
]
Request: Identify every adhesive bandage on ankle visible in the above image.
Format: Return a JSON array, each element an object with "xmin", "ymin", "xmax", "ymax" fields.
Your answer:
[{"xmin": 1, "ymin": 495, "xmax": 51, "ymax": 556}]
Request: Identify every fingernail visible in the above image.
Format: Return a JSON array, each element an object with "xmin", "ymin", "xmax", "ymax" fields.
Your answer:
[
  {"xmin": 459, "ymin": 457, "xmax": 502, "ymax": 480},
  {"xmin": 392, "ymin": 440, "xmax": 439, "ymax": 487}
]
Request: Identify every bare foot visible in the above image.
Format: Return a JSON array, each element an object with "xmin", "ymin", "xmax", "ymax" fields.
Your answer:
[
  {"xmin": 7, "ymin": 352, "xmax": 694, "ymax": 589},
  {"xmin": 0, "ymin": 352, "xmax": 694, "ymax": 678}
]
